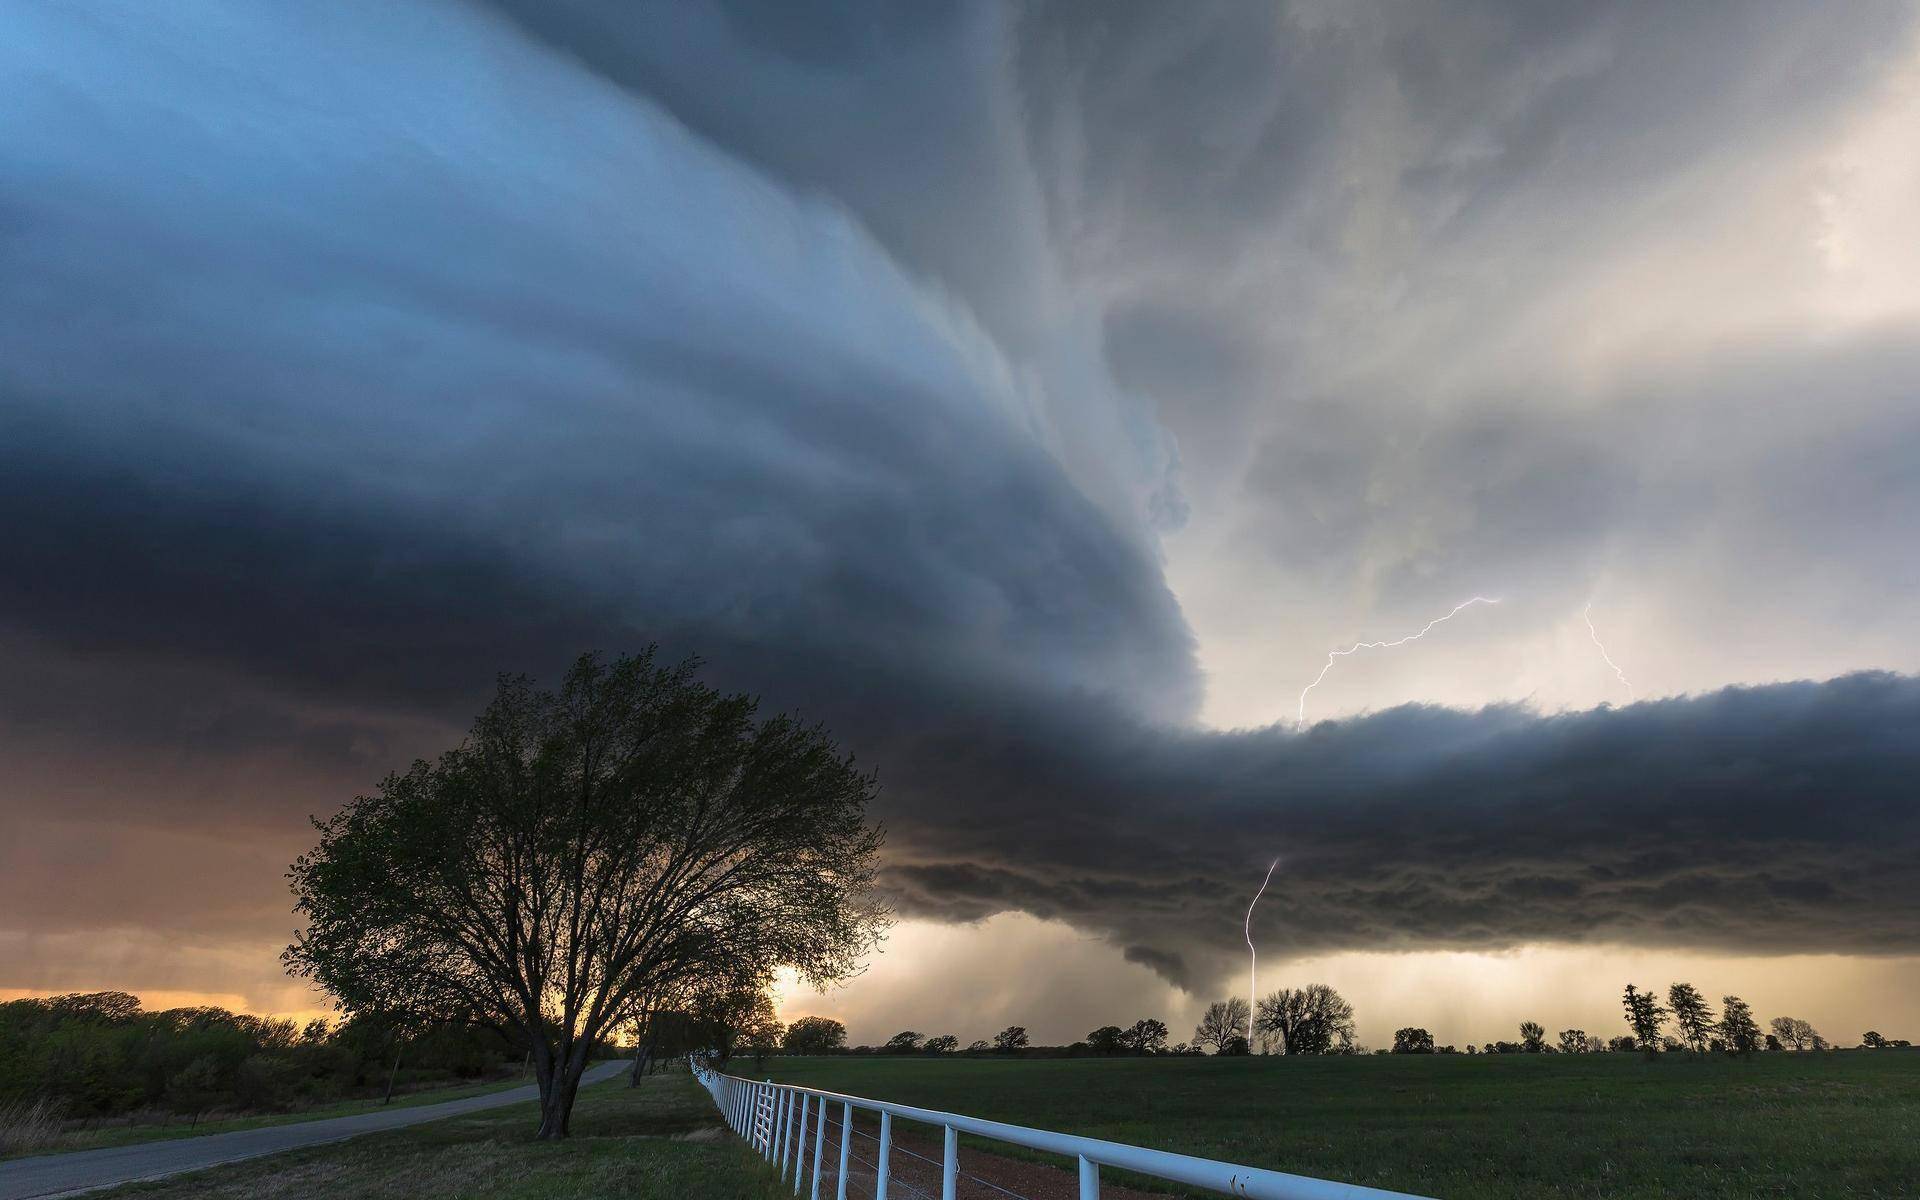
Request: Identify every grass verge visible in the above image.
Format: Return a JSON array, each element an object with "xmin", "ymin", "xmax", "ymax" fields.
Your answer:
[
  {"xmin": 1, "ymin": 1072, "xmax": 539, "ymax": 1161},
  {"xmin": 94, "ymin": 1070, "xmax": 786, "ymax": 1200}
]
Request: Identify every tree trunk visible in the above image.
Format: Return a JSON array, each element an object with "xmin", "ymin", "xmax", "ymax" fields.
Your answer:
[
  {"xmin": 382, "ymin": 1040, "xmax": 404, "ymax": 1105},
  {"xmin": 532, "ymin": 1039, "xmax": 562, "ymax": 1140},
  {"xmin": 631, "ymin": 1025, "xmax": 657, "ymax": 1087},
  {"xmin": 533, "ymin": 1038, "xmax": 592, "ymax": 1140}
]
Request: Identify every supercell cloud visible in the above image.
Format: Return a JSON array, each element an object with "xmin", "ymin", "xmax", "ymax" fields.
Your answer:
[{"xmin": 2, "ymin": 0, "xmax": 1918, "ymax": 1014}]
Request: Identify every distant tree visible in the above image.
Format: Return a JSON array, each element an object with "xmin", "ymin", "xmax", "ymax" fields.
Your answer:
[
  {"xmin": 1170, "ymin": 1042, "xmax": 1192, "ymax": 1056},
  {"xmin": 1123, "ymin": 1018, "xmax": 1170, "ymax": 1055},
  {"xmin": 1557, "ymin": 1029, "xmax": 1589, "ymax": 1054},
  {"xmin": 1608, "ymin": 1035, "xmax": 1638, "ymax": 1053},
  {"xmin": 883, "ymin": 1031, "xmax": 923, "ymax": 1055},
  {"xmin": 782, "ymin": 1017, "xmax": 848, "ymax": 1055},
  {"xmin": 1623, "ymin": 986, "xmax": 1668, "ymax": 1056},
  {"xmin": 1391, "ymin": 1027, "xmax": 1435, "ymax": 1054},
  {"xmin": 691, "ymin": 984, "xmax": 782, "ymax": 1068},
  {"xmin": 923, "ymin": 1035, "xmax": 959, "ymax": 1055},
  {"xmin": 992, "ymin": 1026, "xmax": 1029, "ymax": 1053},
  {"xmin": 1438, "ymin": 1045, "xmax": 1458, "ymax": 1055},
  {"xmin": 1585, "ymin": 1034, "xmax": 1606, "ymax": 1054},
  {"xmin": 1221, "ymin": 1035, "xmax": 1251, "ymax": 1056},
  {"xmin": 965, "ymin": 1040, "xmax": 990, "ymax": 1054},
  {"xmin": 1667, "ymin": 984, "xmax": 1715, "ymax": 1054},
  {"xmin": 1862, "ymin": 1031, "xmax": 1887, "ymax": 1049},
  {"xmin": 1519, "ymin": 1022, "xmax": 1547, "ymax": 1053},
  {"xmin": 1086, "ymin": 1025, "xmax": 1127, "ymax": 1055},
  {"xmin": 1255, "ymin": 985, "xmax": 1357, "ymax": 1055},
  {"xmin": 284, "ymin": 651, "xmax": 886, "ymax": 1139},
  {"xmin": 1717, "ymin": 996, "xmax": 1761, "ymax": 1056},
  {"xmin": 1770, "ymin": 1017, "xmax": 1825, "ymax": 1051},
  {"xmin": 1193, "ymin": 999, "xmax": 1250, "ymax": 1055},
  {"xmin": 1764, "ymin": 1033, "xmax": 1783, "ymax": 1052}
]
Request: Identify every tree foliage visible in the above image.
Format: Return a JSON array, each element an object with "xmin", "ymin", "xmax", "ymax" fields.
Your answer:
[
  {"xmin": 782, "ymin": 1016, "xmax": 848, "ymax": 1055},
  {"xmin": 284, "ymin": 650, "xmax": 887, "ymax": 1138},
  {"xmin": 1769, "ymin": 1016, "xmax": 1827, "ymax": 1051},
  {"xmin": 1392, "ymin": 1027, "xmax": 1435, "ymax": 1054},
  {"xmin": 1717, "ymin": 996, "xmax": 1761, "ymax": 1056},
  {"xmin": 1086, "ymin": 1026, "xmax": 1126, "ymax": 1055},
  {"xmin": 0, "ymin": 992, "xmax": 520, "ymax": 1119},
  {"xmin": 1622, "ymin": 985, "xmax": 1668, "ymax": 1054},
  {"xmin": 1255, "ymin": 985, "xmax": 1356, "ymax": 1056},
  {"xmin": 1667, "ymin": 984, "xmax": 1715, "ymax": 1054},
  {"xmin": 992, "ymin": 1026, "xmax": 1030, "ymax": 1053},
  {"xmin": 1192, "ymin": 999, "xmax": 1250, "ymax": 1055},
  {"xmin": 1123, "ymin": 1018, "xmax": 1170, "ymax": 1054}
]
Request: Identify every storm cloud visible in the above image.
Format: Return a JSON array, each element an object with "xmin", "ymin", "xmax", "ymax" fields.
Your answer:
[{"xmin": 3, "ymin": 0, "xmax": 1918, "ymax": 1013}]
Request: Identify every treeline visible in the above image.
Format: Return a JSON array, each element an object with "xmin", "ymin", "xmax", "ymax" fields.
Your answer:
[
  {"xmin": 770, "ymin": 1017, "xmax": 1208, "ymax": 1058},
  {"xmin": 1180, "ymin": 981, "xmax": 1912, "ymax": 1057},
  {"xmin": 748, "ymin": 983, "xmax": 1911, "ymax": 1064},
  {"xmin": 0, "ymin": 991, "xmax": 566, "ymax": 1120}
]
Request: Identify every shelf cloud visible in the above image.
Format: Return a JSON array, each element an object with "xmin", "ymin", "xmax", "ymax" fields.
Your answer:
[{"xmin": 3, "ymin": 0, "xmax": 1918, "ymax": 1020}]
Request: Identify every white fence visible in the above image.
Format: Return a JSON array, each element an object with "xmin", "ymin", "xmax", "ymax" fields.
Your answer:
[{"xmin": 693, "ymin": 1061, "xmax": 1434, "ymax": 1200}]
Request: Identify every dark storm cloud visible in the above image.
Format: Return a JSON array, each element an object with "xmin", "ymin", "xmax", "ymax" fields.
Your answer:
[
  {"xmin": 0, "ymin": 0, "xmax": 1196, "ymax": 725},
  {"xmin": 872, "ymin": 672, "xmax": 1920, "ymax": 988},
  {"xmin": 3, "ymin": 0, "xmax": 1919, "ymax": 996}
]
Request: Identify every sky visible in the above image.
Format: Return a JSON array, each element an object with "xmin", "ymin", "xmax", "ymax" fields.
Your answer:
[{"xmin": 3, "ymin": 0, "xmax": 1918, "ymax": 1052}]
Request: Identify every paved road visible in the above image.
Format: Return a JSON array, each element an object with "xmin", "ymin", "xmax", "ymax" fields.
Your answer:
[{"xmin": 0, "ymin": 1060, "xmax": 629, "ymax": 1199}]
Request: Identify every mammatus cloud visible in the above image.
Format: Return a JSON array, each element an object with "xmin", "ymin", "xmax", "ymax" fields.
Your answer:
[{"xmin": 2, "ymin": 0, "xmax": 1919, "ymax": 1025}]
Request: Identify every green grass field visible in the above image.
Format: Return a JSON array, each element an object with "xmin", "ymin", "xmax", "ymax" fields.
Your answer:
[
  {"xmin": 758, "ymin": 1051, "xmax": 1920, "ymax": 1199},
  {"xmin": 95, "ymin": 1071, "xmax": 784, "ymax": 1200}
]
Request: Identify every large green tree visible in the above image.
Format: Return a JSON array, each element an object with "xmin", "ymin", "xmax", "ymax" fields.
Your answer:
[{"xmin": 285, "ymin": 650, "xmax": 887, "ymax": 1139}]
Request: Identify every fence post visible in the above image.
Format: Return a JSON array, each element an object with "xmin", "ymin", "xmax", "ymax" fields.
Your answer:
[
  {"xmin": 768, "ymin": 1082, "xmax": 782, "ymax": 1160},
  {"xmin": 1078, "ymin": 1154, "xmax": 1099, "ymax": 1200},
  {"xmin": 942, "ymin": 1124, "xmax": 958, "ymax": 1200},
  {"xmin": 876, "ymin": 1111, "xmax": 892, "ymax": 1200},
  {"xmin": 793, "ymin": 1094, "xmax": 810, "ymax": 1193},
  {"xmin": 835, "ymin": 1101, "xmax": 851, "ymax": 1200},
  {"xmin": 810, "ymin": 1094, "xmax": 827, "ymax": 1200},
  {"xmin": 781, "ymin": 1090, "xmax": 795, "ymax": 1179}
]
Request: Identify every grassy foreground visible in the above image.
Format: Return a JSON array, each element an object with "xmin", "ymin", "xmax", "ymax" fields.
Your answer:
[
  {"xmin": 96, "ymin": 1071, "xmax": 784, "ymax": 1200},
  {"xmin": 760, "ymin": 1051, "xmax": 1920, "ymax": 1199},
  {"xmin": 3, "ymin": 1073, "xmax": 535, "ymax": 1160}
]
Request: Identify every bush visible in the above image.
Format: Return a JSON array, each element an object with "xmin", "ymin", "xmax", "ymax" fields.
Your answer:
[{"xmin": 0, "ymin": 1097, "xmax": 64, "ymax": 1157}]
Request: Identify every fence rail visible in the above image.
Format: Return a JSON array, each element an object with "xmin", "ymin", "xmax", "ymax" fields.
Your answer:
[{"xmin": 692, "ymin": 1061, "xmax": 1433, "ymax": 1200}]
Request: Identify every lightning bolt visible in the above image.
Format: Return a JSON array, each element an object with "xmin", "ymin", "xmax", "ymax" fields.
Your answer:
[
  {"xmin": 1244, "ymin": 857, "xmax": 1279, "ymax": 1045},
  {"xmin": 1296, "ymin": 597, "xmax": 1501, "ymax": 728},
  {"xmin": 1582, "ymin": 602, "xmax": 1635, "ymax": 700}
]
